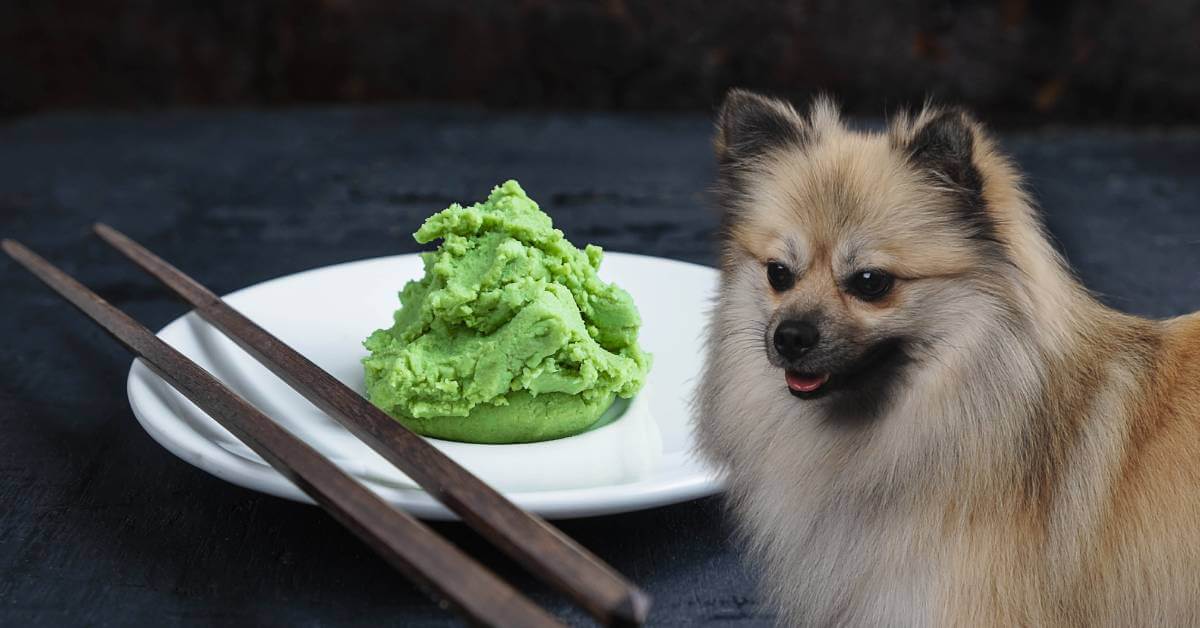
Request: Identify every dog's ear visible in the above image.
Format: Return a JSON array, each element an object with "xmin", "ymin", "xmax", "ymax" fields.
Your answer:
[
  {"xmin": 714, "ymin": 89, "xmax": 807, "ymax": 165},
  {"xmin": 903, "ymin": 108, "xmax": 984, "ymax": 201},
  {"xmin": 898, "ymin": 106, "xmax": 996, "ymax": 241}
]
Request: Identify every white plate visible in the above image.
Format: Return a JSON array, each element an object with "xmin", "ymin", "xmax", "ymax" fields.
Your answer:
[{"xmin": 126, "ymin": 252, "xmax": 724, "ymax": 519}]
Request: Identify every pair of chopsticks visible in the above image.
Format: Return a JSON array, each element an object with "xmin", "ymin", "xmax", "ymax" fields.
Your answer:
[{"xmin": 4, "ymin": 225, "xmax": 650, "ymax": 627}]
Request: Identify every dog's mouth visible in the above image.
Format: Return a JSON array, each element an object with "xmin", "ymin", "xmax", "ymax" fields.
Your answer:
[
  {"xmin": 785, "ymin": 371, "xmax": 831, "ymax": 396},
  {"xmin": 783, "ymin": 339, "xmax": 908, "ymax": 400}
]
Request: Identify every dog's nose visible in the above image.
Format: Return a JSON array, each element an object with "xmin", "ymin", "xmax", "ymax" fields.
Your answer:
[{"xmin": 774, "ymin": 320, "xmax": 819, "ymax": 359}]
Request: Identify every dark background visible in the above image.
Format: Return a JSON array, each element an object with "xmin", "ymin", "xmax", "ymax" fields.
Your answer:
[
  {"xmin": 3, "ymin": 2, "xmax": 1200, "ymax": 627},
  {"xmin": 4, "ymin": 0, "xmax": 1200, "ymax": 124}
]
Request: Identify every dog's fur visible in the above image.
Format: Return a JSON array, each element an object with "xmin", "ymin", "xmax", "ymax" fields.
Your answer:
[{"xmin": 695, "ymin": 90, "xmax": 1200, "ymax": 626}]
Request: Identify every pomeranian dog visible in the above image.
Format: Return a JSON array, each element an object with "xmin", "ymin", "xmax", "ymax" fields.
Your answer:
[{"xmin": 695, "ymin": 90, "xmax": 1200, "ymax": 626}]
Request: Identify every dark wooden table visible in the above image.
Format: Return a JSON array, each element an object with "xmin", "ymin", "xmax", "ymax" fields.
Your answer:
[{"xmin": 2, "ymin": 107, "xmax": 1198, "ymax": 626}]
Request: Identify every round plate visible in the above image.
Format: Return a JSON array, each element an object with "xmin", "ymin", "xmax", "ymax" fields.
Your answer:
[{"xmin": 126, "ymin": 252, "xmax": 724, "ymax": 519}]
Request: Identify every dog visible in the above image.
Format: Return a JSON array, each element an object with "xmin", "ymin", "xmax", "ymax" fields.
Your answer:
[{"xmin": 694, "ymin": 89, "xmax": 1200, "ymax": 626}]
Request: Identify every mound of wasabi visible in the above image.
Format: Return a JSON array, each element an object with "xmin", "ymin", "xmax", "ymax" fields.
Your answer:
[{"xmin": 362, "ymin": 180, "xmax": 651, "ymax": 444}]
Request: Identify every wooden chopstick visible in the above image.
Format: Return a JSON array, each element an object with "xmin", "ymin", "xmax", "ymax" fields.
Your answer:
[
  {"xmin": 2, "ymin": 239, "xmax": 563, "ymax": 628},
  {"xmin": 93, "ymin": 223, "xmax": 651, "ymax": 627}
]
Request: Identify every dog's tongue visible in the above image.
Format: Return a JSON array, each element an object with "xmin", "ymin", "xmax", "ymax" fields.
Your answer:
[{"xmin": 786, "ymin": 371, "xmax": 830, "ymax": 393}]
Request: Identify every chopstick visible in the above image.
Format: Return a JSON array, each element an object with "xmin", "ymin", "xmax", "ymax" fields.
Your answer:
[
  {"xmin": 92, "ymin": 224, "xmax": 651, "ymax": 627},
  {"xmin": 2, "ymin": 239, "xmax": 562, "ymax": 628}
]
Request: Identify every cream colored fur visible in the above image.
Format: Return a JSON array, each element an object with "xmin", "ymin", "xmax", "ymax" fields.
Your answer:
[{"xmin": 695, "ymin": 91, "xmax": 1200, "ymax": 626}]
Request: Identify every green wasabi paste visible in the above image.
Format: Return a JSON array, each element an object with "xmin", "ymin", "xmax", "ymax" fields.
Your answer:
[{"xmin": 362, "ymin": 180, "xmax": 650, "ymax": 443}]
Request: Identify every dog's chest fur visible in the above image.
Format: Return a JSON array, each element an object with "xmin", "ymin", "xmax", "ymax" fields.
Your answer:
[
  {"xmin": 721, "ymin": 430, "xmax": 1051, "ymax": 626},
  {"xmin": 731, "ymin": 450, "xmax": 941, "ymax": 625},
  {"xmin": 712, "ymin": 398, "xmax": 980, "ymax": 626}
]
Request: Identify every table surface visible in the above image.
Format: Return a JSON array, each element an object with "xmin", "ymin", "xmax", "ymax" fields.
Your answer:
[{"xmin": 2, "ymin": 107, "xmax": 1198, "ymax": 626}]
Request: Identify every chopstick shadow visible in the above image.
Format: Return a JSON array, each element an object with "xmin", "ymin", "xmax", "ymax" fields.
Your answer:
[{"xmin": 185, "ymin": 313, "xmax": 323, "ymax": 430}]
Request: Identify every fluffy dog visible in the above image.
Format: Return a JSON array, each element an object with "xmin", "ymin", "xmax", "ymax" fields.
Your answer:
[{"xmin": 694, "ymin": 89, "xmax": 1200, "ymax": 626}]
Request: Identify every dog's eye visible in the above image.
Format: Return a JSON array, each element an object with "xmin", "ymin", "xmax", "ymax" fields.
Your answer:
[
  {"xmin": 766, "ymin": 261, "xmax": 794, "ymax": 292},
  {"xmin": 847, "ymin": 269, "xmax": 894, "ymax": 301}
]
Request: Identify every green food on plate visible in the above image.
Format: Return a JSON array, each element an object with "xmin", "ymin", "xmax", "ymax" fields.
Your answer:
[{"xmin": 361, "ymin": 180, "xmax": 651, "ymax": 443}]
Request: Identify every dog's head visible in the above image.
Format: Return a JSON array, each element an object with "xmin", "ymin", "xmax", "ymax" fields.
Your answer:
[{"xmin": 713, "ymin": 90, "xmax": 1022, "ymax": 421}]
